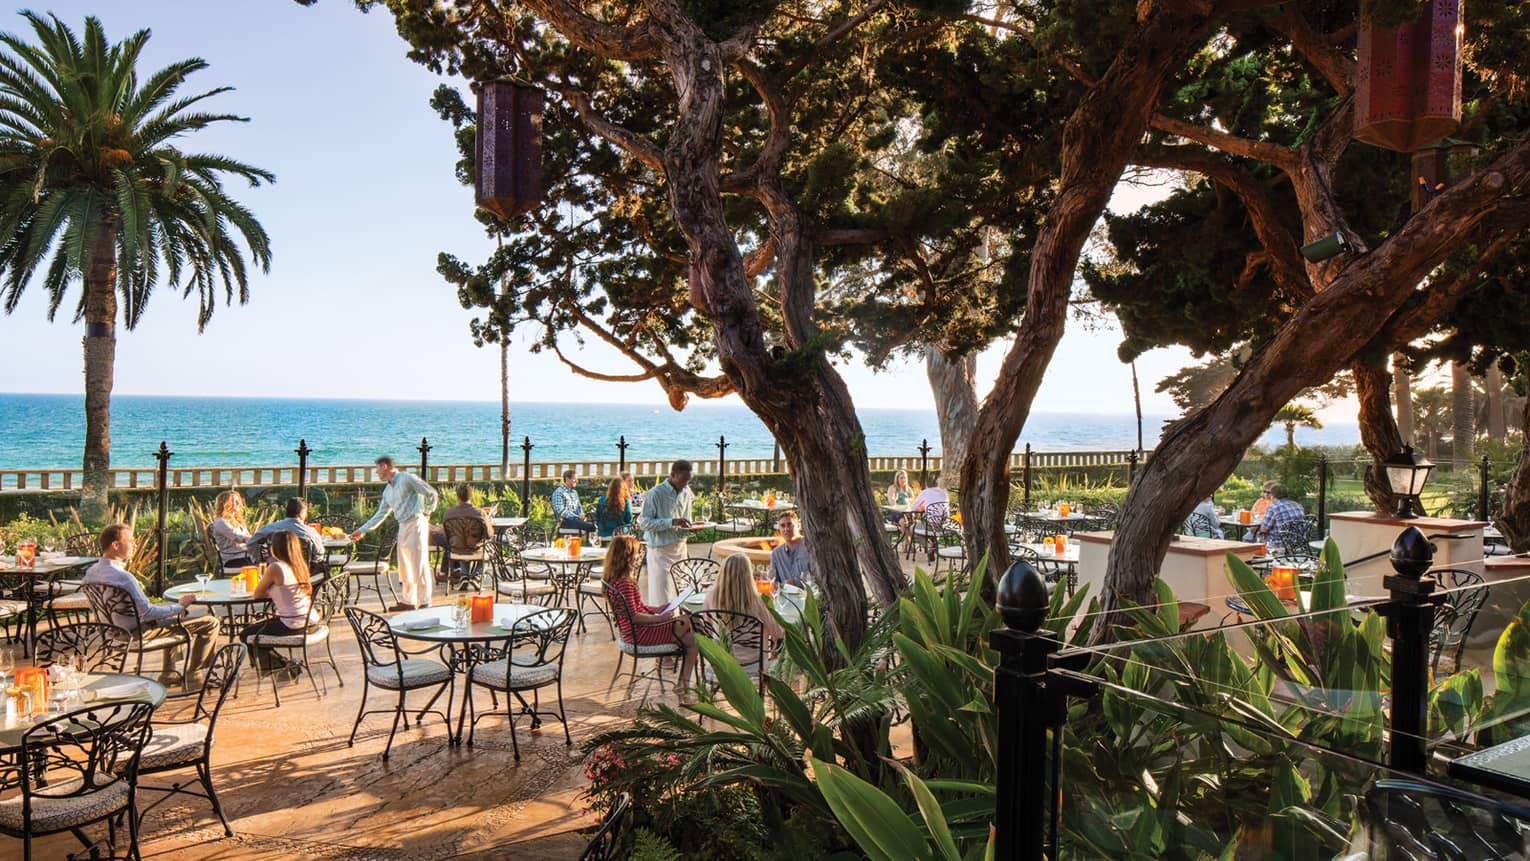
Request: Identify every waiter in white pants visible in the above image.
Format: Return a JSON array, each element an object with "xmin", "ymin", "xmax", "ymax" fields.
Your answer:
[
  {"xmin": 352, "ymin": 456, "xmax": 440, "ymax": 610},
  {"xmin": 638, "ymin": 459, "xmax": 696, "ymax": 607}
]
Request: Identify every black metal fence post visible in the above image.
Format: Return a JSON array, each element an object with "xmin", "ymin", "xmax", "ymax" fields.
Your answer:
[
  {"xmin": 1023, "ymin": 443, "xmax": 1032, "ymax": 511},
  {"xmin": 418, "ymin": 437, "xmax": 432, "ymax": 478},
  {"xmin": 617, "ymin": 435, "xmax": 629, "ymax": 471},
  {"xmin": 716, "ymin": 435, "xmax": 730, "ymax": 520},
  {"xmin": 1316, "ymin": 453, "xmax": 1328, "ymax": 536},
  {"xmin": 992, "ymin": 559, "xmax": 1059, "ymax": 861},
  {"xmin": 1480, "ymin": 454, "xmax": 1491, "ymax": 521},
  {"xmin": 520, "ymin": 436, "xmax": 533, "ymax": 514},
  {"xmin": 154, "ymin": 441, "xmax": 172, "ymax": 597},
  {"xmin": 919, "ymin": 438, "xmax": 932, "ymax": 488},
  {"xmin": 772, "ymin": 442, "xmax": 781, "ymax": 474},
  {"xmin": 1385, "ymin": 526, "xmax": 1441, "ymax": 775},
  {"xmin": 1128, "ymin": 450, "xmax": 1139, "ymax": 483},
  {"xmin": 295, "ymin": 439, "xmax": 311, "ymax": 497}
]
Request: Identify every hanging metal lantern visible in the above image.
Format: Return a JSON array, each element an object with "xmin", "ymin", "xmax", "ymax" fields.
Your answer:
[
  {"xmin": 1354, "ymin": 0, "xmax": 1463, "ymax": 153},
  {"xmin": 475, "ymin": 80, "xmax": 544, "ymax": 219}
]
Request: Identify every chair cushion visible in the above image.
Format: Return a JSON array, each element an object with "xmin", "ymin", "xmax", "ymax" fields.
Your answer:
[
  {"xmin": 936, "ymin": 546, "xmax": 967, "ymax": 559},
  {"xmin": 498, "ymin": 581, "xmax": 555, "ymax": 598},
  {"xmin": 0, "ymin": 777, "xmax": 131, "ymax": 832},
  {"xmin": 367, "ymin": 659, "xmax": 451, "ymax": 690},
  {"xmin": 250, "ymin": 623, "xmax": 329, "ymax": 647},
  {"xmin": 46, "ymin": 592, "xmax": 91, "ymax": 611},
  {"xmin": 343, "ymin": 561, "xmax": 389, "ymax": 574},
  {"xmin": 578, "ymin": 582, "xmax": 605, "ymax": 596},
  {"xmin": 0, "ymin": 599, "xmax": 27, "ymax": 618},
  {"xmin": 471, "ymin": 657, "xmax": 559, "ymax": 689},
  {"xmin": 139, "ymin": 721, "xmax": 210, "ymax": 770},
  {"xmin": 617, "ymin": 640, "xmax": 683, "ymax": 657}
]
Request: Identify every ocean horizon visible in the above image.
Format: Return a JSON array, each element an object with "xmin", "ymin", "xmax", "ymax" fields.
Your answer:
[{"xmin": 0, "ymin": 393, "xmax": 1360, "ymax": 470}]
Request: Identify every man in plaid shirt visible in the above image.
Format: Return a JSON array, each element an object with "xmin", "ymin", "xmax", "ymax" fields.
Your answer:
[
  {"xmin": 1256, "ymin": 483, "xmax": 1307, "ymax": 555},
  {"xmin": 551, "ymin": 469, "xmax": 596, "ymax": 534}
]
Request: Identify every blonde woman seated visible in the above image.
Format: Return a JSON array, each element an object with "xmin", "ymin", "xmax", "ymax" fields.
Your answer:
[
  {"xmin": 703, "ymin": 555, "xmax": 784, "ymax": 672},
  {"xmin": 602, "ymin": 536, "xmax": 699, "ymax": 684},
  {"xmin": 210, "ymin": 490, "xmax": 254, "ymax": 569}
]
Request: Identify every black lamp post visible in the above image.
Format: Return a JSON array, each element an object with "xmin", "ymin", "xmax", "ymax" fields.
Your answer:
[{"xmin": 1383, "ymin": 445, "xmax": 1435, "ymax": 519}]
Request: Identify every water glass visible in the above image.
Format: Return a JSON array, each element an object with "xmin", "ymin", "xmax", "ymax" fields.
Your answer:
[
  {"xmin": 0, "ymin": 645, "xmax": 13, "ymax": 689},
  {"xmin": 196, "ymin": 572, "xmax": 211, "ymax": 594}
]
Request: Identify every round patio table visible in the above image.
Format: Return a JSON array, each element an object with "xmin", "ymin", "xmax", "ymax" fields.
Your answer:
[
  {"xmin": 0, "ymin": 673, "xmax": 166, "ymax": 757},
  {"xmin": 520, "ymin": 545, "xmax": 608, "ymax": 599},
  {"xmin": 1219, "ymin": 514, "xmax": 1263, "ymax": 535},
  {"xmin": 681, "ymin": 587, "xmax": 806, "ymax": 625},
  {"xmin": 388, "ymin": 602, "xmax": 549, "ymax": 744},
  {"xmin": 728, "ymin": 500, "xmax": 796, "ymax": 532},
  {"xmin": 164, "ymin": 579, "xmax": 272, "ymax": 643},
  {"xmin": 0, "ymin": 556, "xmax": 97, "ymax": 657},
  {"xmin": 491, "ymin": 517, "xmax": 529, "ymax": 537}
]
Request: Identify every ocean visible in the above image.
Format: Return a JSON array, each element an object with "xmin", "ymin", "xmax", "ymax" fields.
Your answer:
[{"xmin": 0, "ymin": 393, "xmax": 1359, "ymax": 469}]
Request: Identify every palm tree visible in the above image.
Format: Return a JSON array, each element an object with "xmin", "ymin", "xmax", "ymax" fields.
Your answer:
[
  {"xmin": 0, "ymin": 13, "xmax": 272, "ymax": 517},
  {"xmin": 1272, "ymin": 403, "xmax": 1323, "ymax": 449},
  {"xmin": 1414, "ymin": 387, "xmax": 1452, "ymax": 459}
]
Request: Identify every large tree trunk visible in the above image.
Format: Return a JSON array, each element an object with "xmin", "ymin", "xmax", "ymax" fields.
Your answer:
[
  {"xmin": 656, "ymin": 25, "xmax": 900, "ymax": 650},
  {"xmin": 960, "ymin": 5, "xmax": 1217, "ymax": 597},
  {"xmin": 925, "ymin": 345, "xmax": 977, "ymax": 487},
  {"xmin": 1393, "ymin": 354, "xmax": 1415, "ymax": 445},
  {"xmin": 1453, "ymin": 360, "xmax": 1475, "ymax": 460},
  {"xmin": 1354, "ymin": 360, "xmax": 1404, "ymax": 513},
  {"xmin": 80, "ymin": 215, "xmax": 119, "ymax": 521},
  {"xmin": 500, "ymin": 339, "xmax": 511, "ymax": 479},
  {"xmin": 1100, "ymin": 139, "xmax": 1530, "ymax": 626},
  {"xmin": 1500, "ymin": 395, "xmax": 1530, "ymax": 552},
  {"xmin": 1487, "ymin": 362, "xmax": 1507, "ymax": 443}
]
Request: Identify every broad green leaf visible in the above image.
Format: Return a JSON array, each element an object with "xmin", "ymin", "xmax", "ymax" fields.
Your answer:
[
  {"xmin": 693, "ymin": 634, "xmax": 765, "ymax": 729},
  {"xmin": 891, "ymin": 760, "xmax": 962, "ymax": 861},
  {"xmin": 809, "ymin": 756, "xmax": 934, "ymax": 861}
]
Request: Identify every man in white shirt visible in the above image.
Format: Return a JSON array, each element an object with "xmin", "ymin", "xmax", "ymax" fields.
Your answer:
[
  {"xmin": 638, "ymin": 460, "xmax": 696, "ymax": 606},
  {"xmin": 351, "ymin": 456, "xmax": 440, "ymax": 610},
  {"xmin": 83, "ymin": 524, "xmax": 219, "ymax": 686}
]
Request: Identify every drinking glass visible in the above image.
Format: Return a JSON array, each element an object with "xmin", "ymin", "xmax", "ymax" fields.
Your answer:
[
  {"xmin": 196, "ymin": 572, "xmax": 211, "ymax": 595},
  {"xmin": 0, "ymin": 645, "xmax": 13, "ymax": 690}
]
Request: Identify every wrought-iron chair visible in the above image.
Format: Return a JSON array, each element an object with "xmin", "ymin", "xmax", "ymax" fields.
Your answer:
[
  {"xmin": 465, "ymin": 607, "xmax": 577, "ymax": 758},
  {"xmin": 341, "ymin": 535, "xmax": 398, "ymax": 608},
  {"xmin": 246, "ymin": 574, "xmax": 348, "ymax": 706},
  {"xmin": 135, "ymin": 643, "xmax": 246, "ymax": 837},
  {"xmin": 1430, "ymin": 568, "xmax": 1489, "ymax": 677},
  {"xmin": 688, "ymin": 608, "xmax": 768, "ymax": 696},
  {"xmin": 1181, "ymin": 512, "xmax": 1221, "ymax": 538},
  {"xmin": 443, "ymin": 515, "xmax": 493, "ymax": 592},
  {"xmin": 0, "ymin": 700, "xmax": 154, "ymax": 861},
  {"xmin": 495, "ymin": 541, "xmax": 556, "ymax": 605},
  {"xmin": 1363, "ymin": 778, "xmax": 1530, "ymax": 860},
  {"xmin": 0, "ymin": 570, "xmax": 29, "ymax": 645},
  {"xmin": 604, "ymin": 584, "xmax": 684, "ymax": 698},
  {"xmin": 578, "ymin": 792, "xmax": 633, "ymax": 861},
  {"xmin": 35, "ymin": 622, "xmax": 130, "ymax": 673},
  {"xmin": 668, "ymin": 557, "xmax": 719, "ymax": 596},
  {"xmin": 83, "ymin": 582, "xmax": 190, "ymax": 679},
  {"xmin": 909, "ymin": 501, "xmax": 952, "ymax": 563},
  {"xmin": 343, "ymin": 606, "xmax": 454, "ymax": 759},
  {"xmin": 1271, "ymin": 519, "xmax": 1315, "ymax": 560}
]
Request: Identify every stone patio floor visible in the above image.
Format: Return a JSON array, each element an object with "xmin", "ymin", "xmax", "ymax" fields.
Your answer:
[{"xmin": 24, "ymin": 541, "xmax": 938, "ymax": 860}]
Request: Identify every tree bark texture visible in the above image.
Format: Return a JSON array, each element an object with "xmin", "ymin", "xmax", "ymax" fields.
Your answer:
[
  {"xmin": 81, "ymin": 215, "xmax": 119, "ymax": 520},
  {"xmin": 1353, "ymin": 360, "xmax": 1404, "ymax": 513},
  {"xmin": 1499, "ymin": 395, "xmax": 1530, "ymax": 552},
  {"xmin": 959, "ymin": 5, "xmax": 1216, "ymax": 596},
  {"xmin": 1393, "ymin": 354, "xmax": 1416, "ymax": 445},
  {"xmin": 1100, "ymin": 138, "xmax": 1530, "ymax": 626},
  {"xmin": 1453, "ymin": 360, "xmax": 1475, "ymax": 461},
  {"xmin": 651, "ymin": 17, "xmax": 901, "ymax": 650},
  {"xmin": 925, "ymin": 345, "xmax": 978, "ymax": 487}
]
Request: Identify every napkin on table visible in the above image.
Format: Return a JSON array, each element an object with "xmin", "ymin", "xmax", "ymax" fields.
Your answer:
[{"xmin": 94, "ymin": 680, "xmax": 150, "ymax": 699}]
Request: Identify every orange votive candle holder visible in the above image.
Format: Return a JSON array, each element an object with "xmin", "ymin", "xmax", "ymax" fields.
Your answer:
[
  {"xmin": 470, "ymin": 594, "xmax": 494, "ymax": 623},
  {"xmin": 1266, "ymin": 566, "xmax": 1297, "ymax": 601},
  {"xmin": 567, "ymin": 536, "xmax": 582, "ymax": 557},
  {"xmin": 15, "ymin": 667, "xmax": 47, "ymax": 713}
]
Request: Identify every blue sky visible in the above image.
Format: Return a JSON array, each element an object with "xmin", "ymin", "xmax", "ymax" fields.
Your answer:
[{"xmin": 0, "ymin": 0, "xmax": 1203, "ymax": 415}]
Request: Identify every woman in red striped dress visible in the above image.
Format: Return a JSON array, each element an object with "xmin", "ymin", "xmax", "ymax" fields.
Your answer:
[{"xmin": 603, "ymin": 536, "xmax": 699, "ymax": 686}]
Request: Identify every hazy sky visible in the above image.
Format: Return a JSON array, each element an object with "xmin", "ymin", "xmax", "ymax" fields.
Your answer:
[{"xmin": 0, "ymin": 0, "xmax": 1204, "ymax": 415}]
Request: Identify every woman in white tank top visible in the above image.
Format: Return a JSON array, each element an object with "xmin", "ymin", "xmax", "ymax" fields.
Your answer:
[{"xmin": 241, "ymin": 532, "xmax": 317, "ymax": 672}]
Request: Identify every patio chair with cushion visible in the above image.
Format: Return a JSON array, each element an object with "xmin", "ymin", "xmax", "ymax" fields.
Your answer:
[
  {"xmin": 1181, "ymin": 512, "xmax": 1221, "ymax": 539},
  {"xmin": 0, "ymin": 700, "xmax": 154, "ymax": 861},
  {"xmin": 494, "ymin": 542, "xmax": 556, "ymax": 605},
  {"xmin": 0, "ymin": 570, "xmax": 30, "ymax": 644},
  {"xmin": 1430, "ymin": 568, "xmax": 1489, "ymax": 677},
  {"xmin": 909, "ymin": 502, "xmax": 952, "ymax": 563},
  {"xmin": 247, "ymin": 574, "xmax": 348, "ymax": 706},
  {"xmin": 343, "ymin": 606, "xmax": 454, "ymax": 760},
  {"xmin": 465, "ymin": 607, "xmax": 577, "ymax": 758},
  {"xmin": 688, "ymin": 608, "xmax": 767, "ymax": 696},
  {"xmin": 35, "ymin": 622, "xmax": 130, "ymax": 673},
  {"xmin": 83, "ymin": 582, "xmax": 190, "ymax": 679},
  {"xmin": 341, "ymin": 535, "xmax": 398, "ymax": 609},
  {"xmin": 135, "ymin": 643, "xmax": 246, "ymax": 837},
  {"xmin": 669, "ymin": 557, "xmax": 719, "ymax": 596},
  {"xmin": 604, "ymin": 583, "xmax": 684, "ymax": 698}
]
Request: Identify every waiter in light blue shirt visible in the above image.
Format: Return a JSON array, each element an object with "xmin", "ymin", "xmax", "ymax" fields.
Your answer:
[
  {"xmin": 351, "ymin": 456, "xmax": 440, "ymax": 609},
  {"xmin": 638, "ymin": 460, "xmax": 696, "ymax": 606}
]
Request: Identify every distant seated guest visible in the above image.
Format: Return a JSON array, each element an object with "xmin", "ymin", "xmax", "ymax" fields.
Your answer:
[
  {"xmin": 551, "ymin": 469, "xmax": 596, "ymax": 534},
  {"xmin": 910, "ymin": 477, "xmax": 950, "ymax": 513},
  {"xmin": 438, "ymin": 482, "xmax": 494, "ymax": 575},
  {"xmin": 210, "ymin": 489, "xmax": 254, "ymax": 568},
  {"xmin": 246, "ymin": 497, "xmax": 325, "ymax": 564},
  {"xmin": 769, "ymin": 511, "xmax": 813, "ymax": 590},
  {"xmin": 1250, "ymin": 481, "xmax": 1275, "ymax": 520},
  {"xmin": 1256, "ymin": 484, "xmax": 1306, "ymax": 554},
  {"xmin": 705, "ymin": 555, "xmax": 784, "ymax": 668},
  {"xmin": 240, "ymin": 532, "xmax": 319, "ymax": 673},
  {"xmin": 621, "ymin": 470, "xmax": 643, "ymax": 513},
  {"xmin": 595, "ymin": 477, "xmax": 634, "ymax": 538},
  {"xmin": 886, "ymin": 470, "xmax": 914, "ymax": 507},
  {"xmin": 1189, "ymin": 496, "xmax": 1225, "ymax": 539}
]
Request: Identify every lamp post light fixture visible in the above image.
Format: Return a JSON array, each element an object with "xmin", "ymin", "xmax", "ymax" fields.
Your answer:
[{"xmin": 1384, "ymin": 445, "xmax": 1435, "ymax": 519}]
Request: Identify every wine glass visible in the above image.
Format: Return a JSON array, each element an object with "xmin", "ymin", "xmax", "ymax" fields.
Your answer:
[
  {"xmin": 0, "ymin": 645, "xmax": 13, "ymax": 691},
  {"xmin": 195, "ymin": 572, "xmax": 211, "ymax": 595}
]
